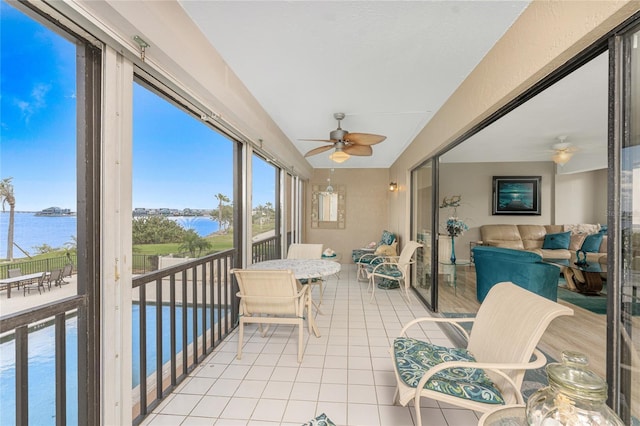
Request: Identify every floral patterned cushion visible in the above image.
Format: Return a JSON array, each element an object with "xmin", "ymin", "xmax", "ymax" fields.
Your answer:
[
  {"xmin": 381, "ymin": 230, "xmax": 396, "ymax": 246},
  {"xmin": 303, "ymin": 413, "xmax": 336, "ymax": 426},
  {"xmin": 366, "ymin": 263, "xmax": 402, "ymax": 278},
  {"xmin": 393, "ymin": 337, "xmax": 505, "ymax": 405}
]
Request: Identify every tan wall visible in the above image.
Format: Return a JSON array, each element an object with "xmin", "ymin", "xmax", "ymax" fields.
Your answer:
[
  {"xmin": 390, "ymin": 1, "xmax": 639, "ymax": 245},
  {"xmin": 304, "ymin": 168, "xmax": 390, "ymax": 263},
  {"xmin": 555, "ymin": 169, "xmax": 608, "ymax": 225},
  {"xmin": 438, "ymin": 162, "xmax": 556, "ymax": 260}
]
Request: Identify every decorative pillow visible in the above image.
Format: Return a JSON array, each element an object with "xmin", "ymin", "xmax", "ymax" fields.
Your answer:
[
  {"xmin": 380, "ymin": 230, "xmax": 396, "ymax": 246},
  {"xmin": 375, "ymin": 241, "xmax": 397, "ymax": 256},
  {"xmin": 303, "ymin": 413, "xmax": 336, "ymax": 426},
  {"xmin": 542, "ymin": 231, "xmax": 571, "ymax": 250},
  {"xmin": 581, "ymin": 233, "xmax": 604, "ymax": 253}
]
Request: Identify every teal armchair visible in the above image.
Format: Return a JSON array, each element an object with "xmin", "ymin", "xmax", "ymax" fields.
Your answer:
[{"xmin": 473, "ymin": 246, "xmax": 560, "ymax": 302}]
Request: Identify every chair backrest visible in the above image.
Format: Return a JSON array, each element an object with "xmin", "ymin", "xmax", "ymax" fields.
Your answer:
[
  {"xmin": 8, "ymin": 268, "xmax": 21, "ymax": 278},
  {"xmin": 473, "ymin": 246, "xmax": 560, "ymax": 302},
  {"xmin": 62, "ymin": 264, "xmax": 73, "ymax": 277},
  {"xmin": 49, "ymin": 269, "xmax": 62, "ymax": 282},
  {"xmin": 287, "ymin": 243, "xmax": 323, "ymax": 259},
  {"xmin": 468, "ymin": 282, "xmax": 573, "ymax": 396},
  {"xmin": 232, "ymin": 269, "xmax": 303, "ymax": 316},
  {"xmin": 397, "ymin": 241, "xmax": 422, "ymax": 271},
  {"xmin": 38, "ymin": 272, "xmax": 47, "ymax": 284}
]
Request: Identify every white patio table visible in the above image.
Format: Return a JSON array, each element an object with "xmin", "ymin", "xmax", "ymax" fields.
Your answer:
[{"xmin": 247, "ymin": 259, "xmax": 341, "ymax": 337}]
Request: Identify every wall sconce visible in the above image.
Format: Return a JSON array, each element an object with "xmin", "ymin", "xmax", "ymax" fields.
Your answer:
[{"xmin": 389, "ymin": 182, "xmax": 398, "ymax": 192}]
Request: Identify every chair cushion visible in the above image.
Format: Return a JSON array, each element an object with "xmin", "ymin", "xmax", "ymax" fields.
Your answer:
[
  {"xmin": 393, "ymin": 337, "xmax": 505, "ymax": 405},
  {"xmin": 367, "ymin": 263, "xmax": 403, "ymax": 277},
  {"xmin": 542, "ymin": 231, "xmax": 571, "ymax": 249},
  {"xmin": 380, "ymin": 230, "xmax": 395, "ymax": 245}
]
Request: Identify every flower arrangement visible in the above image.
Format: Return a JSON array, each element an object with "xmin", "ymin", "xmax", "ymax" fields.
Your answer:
[{"xmin": 446, "ymin": 217, "xmax": 468, "ymax": 238}]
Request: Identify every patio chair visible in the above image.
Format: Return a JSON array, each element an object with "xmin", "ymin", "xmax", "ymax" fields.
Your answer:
[
  {"xmin": 232, "ymin": 269, "xmax": 310, "ymax": 363},
  {"xmin": 48, "ymin": 269, "xmax": 64, "ymax": 288},
  {"xmin": 391, "ymin": 282, "xmax": 574, "ymax": 425},
  {"xmin": 286, "ymin": 243, "xmax": 326, "ymax": 302},
  {"xmin": 352, "ymin": 230, "xmax": 397, "ymax": 280},
  {"xmin": 24, "ymin": 272, "xmax": 48, "ymax": 295},
  {"xmin": 365, "ymin": 241, "xmax": 422, "ymax": 302},
  {"xmin": 8, "ymin": 268, "xmax": 21, "ymax": 278},
  {"xmin": 61, "ymin": 263, "xmax": 73, "ymax": 283}
]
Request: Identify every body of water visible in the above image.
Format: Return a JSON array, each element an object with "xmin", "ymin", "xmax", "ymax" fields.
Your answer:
[
  {"xmin": 0, "ymin": 304, "xmax": 218, "ymax": 425},
  {"xmin": 0, "ymin": 212, "xmax": 218, "ymax": 259}
]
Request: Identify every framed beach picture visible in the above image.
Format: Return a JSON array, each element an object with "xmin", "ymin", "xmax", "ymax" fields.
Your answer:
[{"xmin": 492, "ymin": 176, "xmax": 541, "ymax": 215}]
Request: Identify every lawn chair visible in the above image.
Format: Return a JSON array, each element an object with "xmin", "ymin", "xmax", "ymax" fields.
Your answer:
[
  {"xmin": 391, "ymin": 282, "xmax": 573, "ymax": 425},
  {"xmin": 61, "ymin": 264, "xmax": 73, "ymax": 283},
  {"xmin": 48, "ymin": 269, "xmax": 64, "ymax": 288},
  {"xmin": 232, "ymin": 269, "xmax": 309, "ymax": 363},
  {"xmin": 24, "ymin": 272, "xmax": 48, "ymax": 295}
]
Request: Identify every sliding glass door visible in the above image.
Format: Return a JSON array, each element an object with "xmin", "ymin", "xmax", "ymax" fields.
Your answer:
[{"xmin": 411, "ymin": 160, "xmax": 435, "ymax": 309}]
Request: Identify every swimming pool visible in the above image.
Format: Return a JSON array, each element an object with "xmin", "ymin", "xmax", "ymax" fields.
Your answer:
[{"xmin": 0, "ymin": 303, "xmax": 216, "ymax": 425}]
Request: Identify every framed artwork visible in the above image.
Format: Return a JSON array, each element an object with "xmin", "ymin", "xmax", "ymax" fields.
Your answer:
[{"xmin": 492, "ymin": 176, "xmax": 541, "ymax": 215}]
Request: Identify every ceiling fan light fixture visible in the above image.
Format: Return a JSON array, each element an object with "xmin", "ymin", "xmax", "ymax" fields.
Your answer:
[
  {"xmin": 329, "ymin": 150, "xmax": 350, "ymax": 163},
  {"xmin": 552, "ymin": 150, "xmax": 573, "ymax": 166}
]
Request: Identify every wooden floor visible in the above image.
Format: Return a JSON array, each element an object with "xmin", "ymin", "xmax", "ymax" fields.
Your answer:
[
  {"xmin": 435, "ymin": 265, "xmax": 607, "ymax": 378},
  {"xmin": 435, "ymin": 264, "xmax": 640, "ymax": 421}
]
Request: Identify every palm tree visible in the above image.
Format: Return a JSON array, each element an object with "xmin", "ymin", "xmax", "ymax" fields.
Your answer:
[
  {"xmin": 0, "ymin": 177, "xmax": 16, "ymax": 261},
  {"xmin": 214, "ymin": 193, "xmax": 230, "ymax": 233}
]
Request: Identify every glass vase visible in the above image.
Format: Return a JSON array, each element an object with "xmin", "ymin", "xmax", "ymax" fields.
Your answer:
[{"xmin": 450, "ymin": 235, "xmax": 456, "ymax": 264}]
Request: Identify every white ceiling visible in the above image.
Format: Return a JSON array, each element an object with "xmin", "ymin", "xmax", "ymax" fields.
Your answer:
[
  {"xmin": 179, "ymin": 1, "xmax": 534, "ymax": 169},
  {"xmin": 442, "ymin": 51, "xmax": 608, "ymax": 174}
]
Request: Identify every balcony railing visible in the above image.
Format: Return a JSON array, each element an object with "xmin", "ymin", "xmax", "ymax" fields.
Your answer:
[
  {"xmin": 252, "ymin": 235, "xmax": 281, "ymax": 263},
  {"xmin": 131, "ymin": 249, "xmax": 238, "ymax": 425},
  {"xmin": 0, "ymin": 295, "xmax": 88, "ymax": 425}
]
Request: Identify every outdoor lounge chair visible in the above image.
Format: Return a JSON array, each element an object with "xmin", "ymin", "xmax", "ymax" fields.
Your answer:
[
  {"xmin": 232, "ymin": 269, "xmax": 310, "ymax": 363},
  {"xmin": 61, "ymin": 264, "xmax": 73, "ymax": 283},
  {"xmin": 391, "ymin": 282, "xmax": 573, "ymax": 425}
]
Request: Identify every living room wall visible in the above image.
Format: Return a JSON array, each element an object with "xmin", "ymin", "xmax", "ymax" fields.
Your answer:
[
  {"xmin": 438, "ymin": 161, "xmax": 553, "ymax": 260},
  {"xmin": 555, "ymin": 168, "xmax": 607, "ymax": 225},
  {"xmin": 436, "ymin": 161, "xmax": 604, "ymax": 262}
]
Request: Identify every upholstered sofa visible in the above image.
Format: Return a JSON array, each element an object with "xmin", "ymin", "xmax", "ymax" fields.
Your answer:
[
  {"xmin": 479, "ymin": 224, "xmax": 607, "ymax": 263},
  {"xmin": 473, "ymin": 246, "xmax": 560, "ymax": 302}
]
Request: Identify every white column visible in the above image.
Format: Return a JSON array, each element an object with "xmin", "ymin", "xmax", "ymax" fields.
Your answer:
[{"xmin": 101, "ymin": 45, "xmax": 133, "ymax": 425}]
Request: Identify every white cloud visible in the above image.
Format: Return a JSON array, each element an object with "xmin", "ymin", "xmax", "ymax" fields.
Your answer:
[{"xmin": 14, "ymin": 83, "xmax": 51, "ymax": 123}]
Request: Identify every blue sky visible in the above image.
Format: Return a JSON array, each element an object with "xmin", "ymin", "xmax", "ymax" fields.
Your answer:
[{"xmin": 1, "ymin": 0, "xmax": 274, "ymax": 212}]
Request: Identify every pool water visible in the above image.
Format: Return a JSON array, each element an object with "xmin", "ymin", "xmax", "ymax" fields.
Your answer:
[{"xmin": 0, "ymin": 303, "xmax": 217, "ymax": 425}]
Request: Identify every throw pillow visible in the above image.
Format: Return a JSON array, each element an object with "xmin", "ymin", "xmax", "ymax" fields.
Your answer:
[
  {"xmin": 380, "ymin": 230, "xmax": 395, "ymax": 246},
  {"xmin": 303, "ymin": 413, "xmax": 336, "ymax": 426},
  {"xmin": 569, "ymin": 234, "xmax": 587, "ymax": 251},
  {"xmin": 375, "ymin": 241, "xmax": 397, "ymax": 256},
  {"xmin": 542, "ymin": 231, "xmax": 571, "ymax": 250},
  {"xmin": 581, "ymin": 233, "xmax": 604, "ymax": 253}
]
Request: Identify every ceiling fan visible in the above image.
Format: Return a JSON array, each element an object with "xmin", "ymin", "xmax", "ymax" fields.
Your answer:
[
  {"xmin": 551, "ymin": 136, "xmax": 578, "ymax": 166},
  {"xmin": 301, "ymin": 112, "xmax": 386, "ymax": 163}
]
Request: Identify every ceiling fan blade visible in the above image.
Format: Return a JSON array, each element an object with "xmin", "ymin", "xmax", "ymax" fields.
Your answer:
[
  {"xmin": 299, "ymin": 138, "xmax": 337, "ymax": 143},
  {"xmin": 344, "ymin": 132, "xmax": 386, "ymax": 146},
  {"xmin": 304, "ymin": 145, "xmax": 334, "ymax": 157},
  {"xmin": 343, "ymin": 144, "xmax": 373, "ymax": 156}
]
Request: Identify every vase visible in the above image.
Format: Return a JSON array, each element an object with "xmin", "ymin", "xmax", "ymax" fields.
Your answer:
[{"xmin": 450, "ymin": 236, "xmax": 456, "ymax": 264}]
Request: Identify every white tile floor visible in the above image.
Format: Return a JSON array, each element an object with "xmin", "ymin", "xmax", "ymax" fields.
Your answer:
[{"xmin": 142, "ymin": 264, "xmax": 480, "ymax": 426}]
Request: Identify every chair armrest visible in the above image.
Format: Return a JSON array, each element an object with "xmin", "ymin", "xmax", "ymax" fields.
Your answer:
[{"xmin": 399, "ymin": 316, "xmax": 476, "ymax": 340}]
